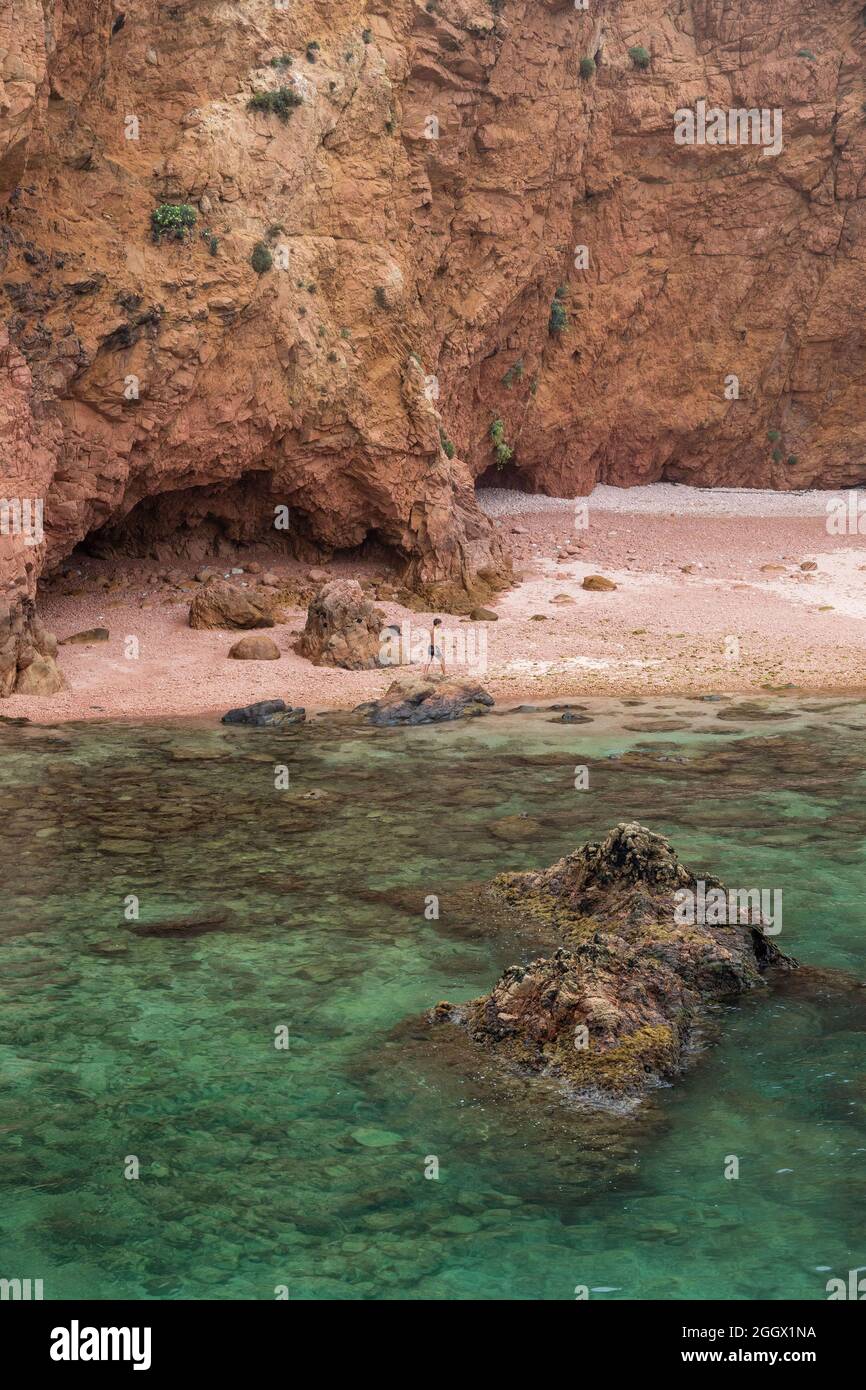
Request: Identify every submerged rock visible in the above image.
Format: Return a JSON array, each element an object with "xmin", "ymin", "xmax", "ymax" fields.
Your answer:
[
  {"xmin": 294, "ymin": 579, "xmax": 384, "ymax": 670},
  {"xmin": 355, "ymin": 674, "xmax": 494, "ymax": 726},
  {"xmin": 221, "ymin": 699, "xmax": 305, "ymax": 726},
  {"xmin": 431, "ymin": 823, "xmax": 795, "ymax": 1108}
]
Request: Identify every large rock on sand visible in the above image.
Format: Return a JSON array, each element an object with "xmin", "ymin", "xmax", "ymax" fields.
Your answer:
[
  {"xmin": 13, "ymin": 652, "xmax": 65, "ymax": 695},
  {"xmin": 294, "ymin": 579, "xmax": 384, "ymax": 669},
  {"xmin": 431, "ymin": 823, "xmax": 795, "ymax": 1107},
  {"xmin": 189, "ymin": 580, "xmax": 278, "ymax": 630},
  {"xmin": 355, "ymin": 674, "xmax": 494, "ymax": 726}
]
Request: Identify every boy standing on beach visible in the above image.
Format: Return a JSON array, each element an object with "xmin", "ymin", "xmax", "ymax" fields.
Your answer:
[{"xmin": 423, "ymin": 617, "xmax": 446, "ymax": 677}]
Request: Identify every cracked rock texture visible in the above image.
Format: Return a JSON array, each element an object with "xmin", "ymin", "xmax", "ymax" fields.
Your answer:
[{"xmin": 2, "ymin": 1, "xmax": 866, "ymax": 687}]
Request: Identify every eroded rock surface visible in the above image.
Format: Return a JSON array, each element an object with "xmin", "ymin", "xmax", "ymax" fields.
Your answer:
[
  {"xmin": 432, "ymin": 823, "xmax": 796, "ymax": 1106},
  {"xmin": 189, "ymin": 581, "xmax": 278, "ymax": 630},
  {"xmin": 295, "ymin": 579, "xmax": 385, "ymax": 670}
]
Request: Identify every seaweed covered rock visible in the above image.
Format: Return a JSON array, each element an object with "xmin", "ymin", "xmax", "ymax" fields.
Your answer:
[
  {"xmin": 294, "ymin": 579, "xmax": 385, "ymax": 670},
  {"xmin": 355, "ymin": 674, "xmax": 494, "ymax": 726},
  {"xmin": 432, "ymin": 824, "xmax": 795, "ymax": 1107}
]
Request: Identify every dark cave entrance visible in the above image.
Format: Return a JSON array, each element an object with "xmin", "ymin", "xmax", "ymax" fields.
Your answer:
[
  {"xmin": 46, "ymin": 476, "xmax": 406, "ymax": 585},
  {"xmin": 474, "ymin": 463, "xmax": 544, "ymax": 493}
]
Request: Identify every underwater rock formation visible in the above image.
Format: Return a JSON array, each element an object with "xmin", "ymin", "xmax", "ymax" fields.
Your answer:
[{"xmin": 431, "ymin": 823, "xmax": 796, "ymax": 1106}]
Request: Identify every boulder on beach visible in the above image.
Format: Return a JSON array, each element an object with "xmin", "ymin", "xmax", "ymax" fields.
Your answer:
[
  {"xmin": 189, "ymin": 580, "xmax": 279, "ymax": 630},
  {"xmin": 221, "ymin": 699, "xmax": 305, "ymax": 727},
  {"xmin": 228, "ymin": 635, "xmax": 281, "ymax": 661},
  {"xmin": 430, "ymin": 823, "xmax": 795, "ymax": 1107},
  {"xmin": 355, "ymin": 674, "xmax": 495, "ymax": 726},
  {"xmin": 13, "ymin": 653, "xmax": 65, "ymax": 696},
  {"xmin": 294, "ymin": 579, "xmax": 385, "ymax": 670}
]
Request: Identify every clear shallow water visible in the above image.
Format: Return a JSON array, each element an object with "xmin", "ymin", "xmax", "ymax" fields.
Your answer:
[{"xmin": 0, "ymin": 695, "xmax": 864, "ymax": 1301}]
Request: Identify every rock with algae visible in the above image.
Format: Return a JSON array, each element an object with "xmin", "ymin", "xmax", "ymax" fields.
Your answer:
[{"xmin": 431, "ymin": 823, "xmax": 796, "ymax": 1108}]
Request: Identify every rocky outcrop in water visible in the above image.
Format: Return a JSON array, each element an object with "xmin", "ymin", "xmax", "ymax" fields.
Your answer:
[
  {"xmin": 221, "ymin": 698, "xmax": 305, "ymax": 727},
  {"xmin": 355, "ymin": 674, "xmax": 494, "ymax": 725},
  {"xmin": 295, "ymin": 579, "xmax": 385, "ymax": 670},
  {"xmin": 431, "ymin": 823, "xmax": 796, "ymax": 1107}
]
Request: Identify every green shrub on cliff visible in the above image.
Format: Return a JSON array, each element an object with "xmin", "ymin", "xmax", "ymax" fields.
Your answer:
[
  {"xmin": 490, "ymin": 417, "xmax": 513, "ymax": 468},
  {"xmin": 151, "ymin": 203, "xmax": 197, "ymax": 243},
  {"xmin": 250, "ymin": 242, "xmax": 273, "ymax": 274},
  {"xmin": 628, "ymin": 45, "xmax": 652, "ymax": 69},
  {"xmin": 247, "ymin": 87, "xmax": 303, "ymax": 122},
  {"xmin": 579, "ymin": 57, "xmax": 596, "ymax": 79},
  {"xmin": 439, "ymin": 428, "xmax": 455, "ymax": 459},
  {"xmin": 548, "ymin": 287, "xmax": 569, "ymax": 336}
]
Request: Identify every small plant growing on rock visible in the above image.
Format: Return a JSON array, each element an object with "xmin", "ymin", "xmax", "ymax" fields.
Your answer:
[
  {"xmin": 439, "ymin": 428, "xmax": 455, "ymax": 459},
  {"xmin": 501, "ymin": 358, "xmax": 524, "ymax": 387},
  {"xmin": 767, "ymin": 429, "xmax": 781, "ymax": 442},
  {"xmin": 796, "ymin": 49, "xmax": 817, "ymax": 60},
  {"xmin": 787, "ymin": 454, "xmax": 799, "ymax": 466},
  {"xmin": 374, "ymin": 285, "xmax": 388, "ymax": 308},
  {"xmin": 251, "ymin": 241, "xmax": 273, "ymax": 274},
  {"xmin": 490, "ymin": 417, "xmax": 513, "ymax": 468},
  {"xmin": 327, "ymin": 350, "xmax": 338, "ymax": 362},
  {"xmin": 340, "ymin": 327, "xmax": 350, "ymax": 339},
  {"xmin": 362, "ymin": 28, "xmax": 372, "ymax": 43},
  {"xmin": 151, "ymin": 203, "xmax": 197, "ymax": 242},
  {"xmin": 580, "ymin": 57, "xmax": 596, "ymax": 79},
  {"xmin": 269, "ymin": 55, "xmax": 293, "ymax": 70},
  {"xmin": 548, "ymin": 286, "xmax": 569, "ymax": 336},
  {"xmin": 208, "ymin": 235, "xmax": 218, "ymax": 255},
  {"xmin": 247, "ymin": 87, "xmax": 303, "ymax": 122},
  {"xmin": 628, "ymin": 45, "xmax": 652, "ymax": 69},
  {"xmin": 306, "ymin": 41, "xmax": 320, "ymax": 63}
]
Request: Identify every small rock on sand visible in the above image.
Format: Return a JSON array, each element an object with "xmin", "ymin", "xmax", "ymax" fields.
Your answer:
[
  {"xmin": 228, "ymin": 635, "xmax": 281, "ymax": 660},
  {"xmin": 582, "ymin": 575, "xmax": 617, "ymax": 592},
  {"xmin": 61, "ymin": 627, "xmax": 110, "ymax": 645}
]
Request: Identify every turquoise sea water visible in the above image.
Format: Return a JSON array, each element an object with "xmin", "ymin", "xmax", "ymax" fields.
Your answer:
[{"xmin": 0, "ymin": 695, "xmax": 864, "ymax": 1300}]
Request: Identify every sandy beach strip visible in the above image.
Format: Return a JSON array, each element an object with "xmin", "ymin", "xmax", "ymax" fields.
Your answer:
[{"xmin": 4, "ymin": 485, "xmax": 866, "ymax": 722}]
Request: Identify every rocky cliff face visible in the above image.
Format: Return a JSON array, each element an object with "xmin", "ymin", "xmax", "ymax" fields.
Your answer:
[{"xmin": 2, "ymin": 0, "xmax": 865, "ymax": 686}]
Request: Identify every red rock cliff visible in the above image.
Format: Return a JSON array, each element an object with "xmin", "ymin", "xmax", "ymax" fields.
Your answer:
[{"xmin": 1, "ymin": 0, "xmax": 865, "ymax": 686}]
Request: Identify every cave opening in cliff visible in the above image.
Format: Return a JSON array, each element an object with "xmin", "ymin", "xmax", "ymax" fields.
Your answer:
[
  {"xmin": 475, "ymin": 463, "xmax": 539, "ymax": 494},
  {"xmin": 47, "ymin": 479, "xmax": 407, "ymax": 585}
]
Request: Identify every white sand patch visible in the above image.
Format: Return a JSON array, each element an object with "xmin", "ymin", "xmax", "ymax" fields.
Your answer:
[
  {"xmin": 493, "ymin": 656, "xmax": 663, "ymax": 678},
  {"xmin": 752, "ymin": 549, "xmax": 866, "ymax": 622},
  {"xmin": 477, "ymin": 483, "xmax": 851, "ymax": 519}
]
